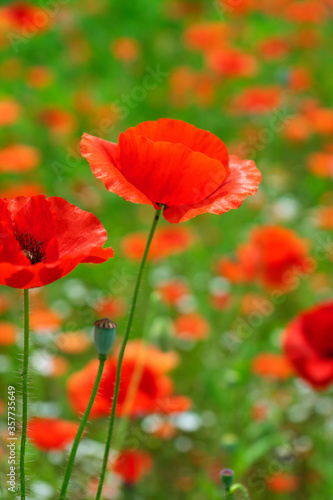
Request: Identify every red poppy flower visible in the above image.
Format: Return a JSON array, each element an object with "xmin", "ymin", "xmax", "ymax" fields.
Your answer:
[
  {"xmin": 0, "ymin": 144, "xmax": 40, "ymax": 172},
  {"xmin": 111, "ymin": 37, "xmax": 141, "ymax": 62},
  {"xmin": 0, "ymin": 321, "xmax": 17, "ymax": 346},
  {"xmin": 183, "ymin": 22, "xmax": 231, "ymax": 52},
  {"xmin": 113, "ymin": 450, "xmax": 153, "ymax": 484},
  {"xmin": 174, "ymin": 312, "xmax": 210, "ymax": 340},
  {"xmin": 0, "ymin": 99, "xmax": 20, "ymax": 126},
  {"xmin": 308, "ymin": 152, "xmax": 333, "ymax": 178},
  {"xmin": 122, "ymin": 226, "xmax": 194, "ymax": 261},
  {"xmin": 27, "ymin": 417, "xmax": 79, "ymax": 451},
  {"xmin": 251, "ymin": 353, "xmax": 293, "ymax": 381},
  {"xmin": 283, "ymin": 302, "xmax": 333, "ymax": 389},
  {"xmin": 267, "ymin": 473, "xmax": 299, "ymax": 493},
  {"xmin": 206, "ymin": 49, "xmax": 258, "ymax": 78},
  {"xmin": 0, "ymin": 195, "xmax": 113, "ymax": 289},
  {"xmin": 231, "ymin": 86, "xmax": 283, "ymax": 114},
  {"xmin": 67, "ymin": 340, "xmax": 190, "ymax": 418},
  {"xmin": 218, "ymin": 225, "xmax": 310, "ymax": 291},
  {"xmin": 156, "ymin": 278, "xmax": 190, "ymax": 306},
  {"xmin": 81, "ymin": 119, "xmax": 261, "ymax": 223},
  {"xmin": 170, "ymin": 67, "xmax": 215, "ymax": 108}
]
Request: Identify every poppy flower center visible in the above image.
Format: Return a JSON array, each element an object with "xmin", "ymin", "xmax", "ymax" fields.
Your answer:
[{"xmin": 15, "ymin": 232, "xmax": 45, "ymax": 265}]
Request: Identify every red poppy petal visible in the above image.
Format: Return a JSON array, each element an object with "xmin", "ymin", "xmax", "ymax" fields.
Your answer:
[
  {"xmin": 118, "ymin": 132, "xmax": 228, "ymax": 206},
  {"xmin": 82, "ymin": 246, "xmax": 114, "ymax": 263},
  {"xmin": 125, "ymin": 118, "xmax": 229, "ymax": 167},
  {"xmin": 81, "ymin": 133, "xmax": 153, "ymax": 206},
  {"xmin": 48, "ymin": 196, "xmax": 113, "ymax": 259},
  {"xmin": 163, "ymin": 155, "xmax": 261, "ymax": 223}
]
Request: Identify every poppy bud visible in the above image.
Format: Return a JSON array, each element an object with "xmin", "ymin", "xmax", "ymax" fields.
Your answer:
[
  {"xmin": 94, "ymin": 318, "xmax": 116, "ymax": 358},
  {"xmin": 220, "ymin": 468, "xmax": 234, "ymax": 491}
]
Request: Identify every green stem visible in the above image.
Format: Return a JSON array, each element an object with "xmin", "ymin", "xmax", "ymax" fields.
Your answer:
[
  {"xmin": 230, "ymin": 484, "xmax": 250, "ymax": 499},
  {"xmin": 95, "ymin": 207, "xmax": 162, "ymax": 500},
  {"xmin": 20, "ymin": 288, "xmax": 30, "ymax": 500},
  {"xmin": 60, "ymin": 355, "xmax": 107, "ymax": 499}
]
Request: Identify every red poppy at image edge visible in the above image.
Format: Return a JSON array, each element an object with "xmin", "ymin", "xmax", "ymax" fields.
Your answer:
[
  {"xmin": 80, "ymin": 119, "xmax": 261, "ymax": 223},
  {"xmin": 67, "ymin": 340, "xmax": 191, "ymax": 418},
  {"xmin": 0, "ymin": 195, "xmax": 114, "ymax": 289},
  {"xmin": 27, "ymin": 417, "xmax": 79, "ymax": 451},
  {"xmin": 283, "ymin": 301, "xmax": 333, "ymax": 389}
]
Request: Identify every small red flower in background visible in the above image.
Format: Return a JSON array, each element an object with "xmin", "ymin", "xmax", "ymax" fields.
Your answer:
[
  {"xmin": 0, "ymin": 99, "xmax": 20, "ymax": 126},
  {"xmin": 0, "ymin": 321, "xmax": 17, "ymax": 346},
  {"xmin": 206, "ymin": 49, "xmax": 258, "ymax": 78},
  {"xmin": 251, "ymin": 353, "xmax": 293, "ymax": 381},
  {"xmin": 94, "ymin": 296, "xmax": 126, "ymax": 320},
  {"xmin": 0, "ymin": 182, "xmax": 45, "ymax": 199},
  {"xmin": 0, "ymin": 144, "xmax": 40, "ymax": 173},
  {"xmin": 0, "ymin": 195, "xmax": 113, "ymax": 289},
  {"xmin": 231, "ymin": 86, "xmax": 283, "ymax": 114},
  {"xmin": 156, "ymin": 278, "xmax": 190, "ymax": 306},
  {"xmin": 267, "ymin": 472, "xmax": 299, "ymax": 493},
  {"xmin": 111, "ymin": 37, "xmax": 141, "ymax": 62},
  {"xmin": 283, "ymin": 302, "xmax": 333, "ymax": 389},
  {"xmin": 308, "ymin": 152, "xmax": 333, "ymax": 178},
  {"xmin": 174, "ymin": 312, "xmax": 210, "ymax": 340},
  {"xmin": 113, "ymin": 450, "xmax": 153, "ymax": 484},
  {"xmin": 122, "ymin": 226, "xmax": 195, "ymax": 261},
  {"xmin": 67, "ymin": 340, "xmax": 190, "ymax": 418},
  {"xmin": 81, "ymin": 118, "xmax": 261, "ymax": 223},
  {"xmin": 218, "ymin": 225, "xmax": 310, "ymax": 291},
  {"xmin": 27, "ymin": 417, "xmax": 79, "ymax": 451}
]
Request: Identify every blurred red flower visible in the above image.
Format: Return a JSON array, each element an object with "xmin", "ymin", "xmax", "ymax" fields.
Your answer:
[
  {"xmin": 183, "ymin": 22, "xmax": 230, "ymax": 52},
  {"xmin": 156, "ymin": 278, "xmax": 190, "ymax": 306},
  {"xmin": 27, "ymin": 417, "xmax": 79, "ymax": 451},
  {"xmin": 67, "ymin": 340, "xmax": 190, "ymax": 418},
  {"xmin": 231, "ymin": 86, "xmax": 283, "ymax": 114},
  {"xmin": 1, "ymin": 2, "xmax": 51, "ymax": 31},
  {"xmin": 308, "ymin": 152, "xmax": 333, "ymax": 178},
  {"xmin": 0, "ymin": 321, "xmax": 17, "ymax": 345},
  {"xmin": 0, "ymin": 99, "xmax": 20, "ymax": 126},
  {"xmin": 0, "ymin": 144, "xmax": 40, "ymax": 172},
  {"xmin": 267, "ymin": 472, "xmax": 300, "ymax": 493},
  {"xmin": 174, "ymin": 312, "xmax": 210, "ymax": 340},
  {"xmin": 206, "ymin": 49, "xmax": 258, "ymax": 78},
  {"xmin": 283, "ymin": 302, "xmax": 333, "ymax": 388},
  {"xmin": 113, "ymin": 450, "xmax": 152, "ymax": 484},
  {"xmin": 0, "ymin": 195, "xmax": 113, "ymax": 289},
  {"xmin": 111, "ymin": 37, "xmax": 141, "ymax": 62},
  {"xmin": 81, "ymin": 119, "xmax": 261, "ymax": 223},
  {"xmin": 251, "ymin": 353, "xmax": 293, "ymax": 381},
  {"xmin": 218, "ymin": 225, "xmax": 310, "ymax": 291},
  {"xmin": 122, "ymin": 226, "xmax": 194, "ymax": 261}
]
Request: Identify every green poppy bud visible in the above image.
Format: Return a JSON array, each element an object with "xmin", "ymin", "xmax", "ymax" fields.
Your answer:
[
  {"xmin": 220, "ymin": 468, "xmax": 234, "ymax": 491},
  {"xmin": 94, "ymin": 318, "xmax": 116, "ymax": 359}
]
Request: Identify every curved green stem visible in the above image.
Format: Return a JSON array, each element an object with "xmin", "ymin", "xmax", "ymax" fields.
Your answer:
[
  {"xmin": 60, "ymin": 355, "xmax": 107, "ymax": 499},
  {"xmin": 20, "ymin": 289, "xmax": 30, "ymax": 499},
  {"xmin": 230, "ymin": 484, "xmax": 250, "ymax": 499},
  {"xmin": 95, "ymin": 207, "xmax": 162, "ymax": 500}
]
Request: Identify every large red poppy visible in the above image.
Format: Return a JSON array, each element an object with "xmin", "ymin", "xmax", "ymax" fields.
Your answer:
[
  {"xmin": 0, "ymin": 195, "xmax": 113, "ymax": 289},
  {"xmin": 67, "ymin": 340, "xmax": 190, "ymax": 418},
  {"xmin": 81, "ymin": 119, "xmax": 261, "ymax": 223},
  {"xmin": 283, "ymin": 302, "xmax": 333, "ymax": 389}
]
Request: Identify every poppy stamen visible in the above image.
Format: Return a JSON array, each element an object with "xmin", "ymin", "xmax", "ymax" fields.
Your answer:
[{"xmin": 15, "ymin": 232, "xmax": 45, "ymax": 265}]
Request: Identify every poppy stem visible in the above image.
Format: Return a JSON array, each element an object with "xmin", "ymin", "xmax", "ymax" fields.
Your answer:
[
  {"xmin": 20, "ymin": 288, "xmax": 29, "ymax": 500},
  {"xmin": 59, "ymin": 355, "xmax": 107, "ymax": 499},
  {"xmin": 95, "ymin": 207, "xmax": 163, "ymax": 500}
]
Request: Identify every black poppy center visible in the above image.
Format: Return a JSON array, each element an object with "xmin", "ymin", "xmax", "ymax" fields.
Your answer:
[{"xmin": 15, "ymin": 232, "xmax": 45, "ymax": 265}]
